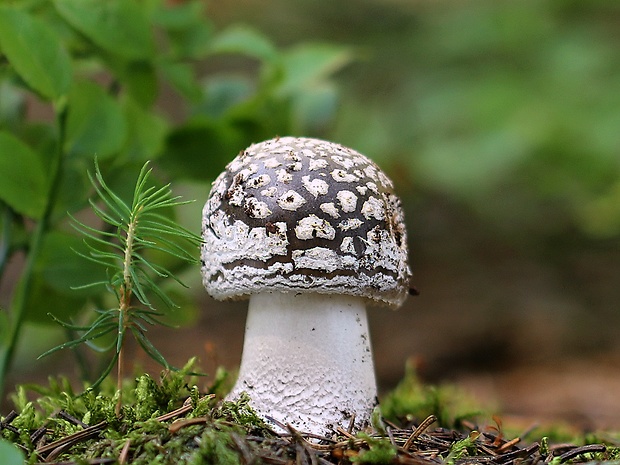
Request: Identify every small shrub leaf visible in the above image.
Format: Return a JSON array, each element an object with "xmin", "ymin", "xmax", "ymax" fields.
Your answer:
[
  {"xmin": 54, "ymin": 0, "xmax": 155, "ymax": 60},
  {"xmin": 209, "ymin": 25, "xmax": 276, "ymax": 61},
  {"xmin": 0, "ymin": 439, "xmax": 25, "ymax": 465},
  {"xmin": 65, "ymin": 81, "xmax": 127, "ymax": 159},
  {"xmin": 0, "ymin": 131, "xmax": 47, "ymax": 218},
  {"xmin": 0, "ymin": 7, "xmax": 72, "ymax": 100}
]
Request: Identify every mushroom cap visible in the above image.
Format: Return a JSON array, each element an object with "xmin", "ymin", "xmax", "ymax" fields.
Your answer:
[{"xmin": 201, "ymin": 137, "xmax": 411, "ymax": 308}]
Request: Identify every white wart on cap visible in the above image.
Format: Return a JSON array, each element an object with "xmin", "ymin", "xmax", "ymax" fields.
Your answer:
[{"xmin": 201, "ymin": 136, "xmax": 410, "ymax": 307}]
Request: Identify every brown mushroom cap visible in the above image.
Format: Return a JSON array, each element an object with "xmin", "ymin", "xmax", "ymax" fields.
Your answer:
[{"xmin": 201, "ymin": 137, "xmax": 411, "ymax": 308}]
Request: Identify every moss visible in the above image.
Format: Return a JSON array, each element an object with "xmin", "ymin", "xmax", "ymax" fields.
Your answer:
[
  {"xmin": 380, "ymin": 359, "xmax": 482, "ymax": 428},
  {"xmin": 444, "ymin": 431, "xmax": 480, "ymax": 465},
  {"xmin": 187, "ymin": 428, "xmax": 242, "ymax": 465},
  {"xmin": 2, "ymin": 359, "xmax": 617, "ymax": 465},
  {"xmin": 350, "ymin": 434, "xmax": 397, "ymax": 464}
]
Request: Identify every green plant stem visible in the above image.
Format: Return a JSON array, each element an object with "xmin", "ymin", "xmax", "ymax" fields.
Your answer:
[
  {"xmin": 0, "ymin": 104, "xmax": 68, "ymax": 398},
  {"xmin": 0, "ymin": 204, "xmax": 13, "ymax": 278},
  {"xmin": 115, "ymin": 212, "xmax": 138, "ymax": 415}
]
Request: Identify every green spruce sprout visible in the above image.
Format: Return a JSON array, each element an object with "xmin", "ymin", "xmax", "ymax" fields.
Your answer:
[{"xmin": 39, "ymin": 160, "xmax": 202, "ymax": 413}]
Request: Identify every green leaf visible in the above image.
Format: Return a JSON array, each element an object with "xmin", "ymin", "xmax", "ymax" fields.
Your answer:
[
  {"xmin": 53, "ymin": 156, "xmax": 92, "ymax": 217},
  {"xmin": 0, "ymin": 80, "xmax": 26, "ymax": 129},
  {"xmin": 152, "ymin": 0, "xmax": 205, "ymax": 30},
  {"xmin": 54, "ymin": 0, "xmax": 155, "ymax": 60},
  {"xmin": 65, "ymin": 80, "xmax": 127, "ymax": 159},
  {"xmin": 290, "ymin": 83, "xmax": 338, "ymax": 134},
  {"xmin": 167, "ymin": 21, "xmax": 213, "ymax": 60},
  {"xmin": 36, "ymin": 231, "xmax": 110, "ymax": 297},
  {"xmin": 24, "ymin": 275, "xmax": 86, "ymax": 324},
  {"xmin": 0, "ymin": 439, "xmax": 25, "ymax": 465},
  {"xmin": 160, "ymin": 61, "xmax": 203, "ymax": 101},
  {"xmin": 119, "ymin": 61, "xmax": 158, "ymax": 108},
  {"xmin": 123, "ymin": 99, "xmax": 168, "ymax": 162},
  {"xmin": 277, "ymin": 43, "xmax": 353, "ymax": 96},
  {"xmin": 0, "ymin": 131, "xmax": 47, "ymax": 218},
  {"xmin": 154, "ymin": 1, "xmax": 213, "ymax": 60},
  {"xmin": 0, "ymin": 7, "xmax": 72, "ymax": 100},
  {"xmin": 160, "ymin": 117, "xmax": 240, "ymax": 181},
  {"xmin": 198, "ymin": 76, "xmax": 253, "ymax": 118},
  {"xmin": 209, "ymin": 25, "xmax": 277, "ymax": 61}
]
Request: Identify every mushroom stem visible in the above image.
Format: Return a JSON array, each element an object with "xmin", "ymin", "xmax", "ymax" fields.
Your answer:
[{"xmin": 227, "ymin": 291, "xmax": 378, "ymax": 436}]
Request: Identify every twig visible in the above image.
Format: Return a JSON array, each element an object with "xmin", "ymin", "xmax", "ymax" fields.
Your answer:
[
  {"xmin": 346, "ymin": 413, "xmax": 356, "ymax": 434},
  {"xmin": 35, "ymin": 460, "xmax": 115, "ymax": 465},
  {"xmin": 231, "ymin": 432, "xmax": 254, "ymax": 465},
  {"xmin": 36, "ymin": 420, "xmax": 108, "ymax": 459},
  {"xmin": 403, "ymin": 415, "xmax": 437, "ymax": 451},
  {"xmin": 169, "ymin": 417, "xmax": 209, "ymax": 434},
  {"xmin": 30, "ymin": 426, "xmax": 48, "ymax": 445},
  {"xmin": 118, "ymin": 438, "xmax": 131, "ymax": 465},
  {"xmin": 0, "ymin": 410, "xmax": 20, "ymax": 434},
  {"xmin": 336, "ymin": 427, "xmax": 356, "ymax": 439},
  {"xmin": 496, "ymin": 436, "xmax": 520, "ymax": 453},
  {"xmin": 558, "ymin": 444, "xmax": 606, "ymax": 463},
  {"xmin": 156, "ymin": 395, "xmax": 213, "ymax": 427},
  {"xmin": 59, "ymin": 410, "xmax": 89, "ymax": 429}
]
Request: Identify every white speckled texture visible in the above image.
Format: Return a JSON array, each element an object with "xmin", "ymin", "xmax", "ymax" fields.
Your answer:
[
  {"xmin": 227, "ymin": 292, "xmax": 378, "ymax": 436},
  {"xmin": 201, "ymin": 137, "xmax": 411, "ymax": 307}
]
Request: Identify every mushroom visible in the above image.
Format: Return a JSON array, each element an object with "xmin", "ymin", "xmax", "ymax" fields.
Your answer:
[{"xmin": 201, "ymin": 137, "xmax": 411, "ymax": 436}]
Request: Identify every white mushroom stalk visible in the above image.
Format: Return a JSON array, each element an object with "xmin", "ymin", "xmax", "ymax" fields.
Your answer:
[
  {"xmin": 228, "ymin": 292, "xmax": 376, "ymax": 435},
  {"xmin": 201, "ymin": 137, "xmax": 411, "ymax": 436}
]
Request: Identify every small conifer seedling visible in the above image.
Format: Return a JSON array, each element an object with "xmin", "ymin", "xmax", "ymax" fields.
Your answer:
[{"xmin": 40, "ymin": 160, "xmax": 202, "ymax": 413}]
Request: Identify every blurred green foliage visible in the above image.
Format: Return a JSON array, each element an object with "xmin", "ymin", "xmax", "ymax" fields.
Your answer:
[
  {"xmin": 258, "ymin": 0, "xmax": 620, "ymax": 240},
  {"xmin": 0, "ymin": 439, "xmax": 23, "ymax": 465},
  {"xmin": 0, "ymin": 0, "xmax": 349, "ymax": 394},
  {"xmin": 2, "ymin": 0, "xmax": 620, "ymax": 410},
  {"xmin": 381, "ymin": 359, "xmax": 482, "ymax": 429}
]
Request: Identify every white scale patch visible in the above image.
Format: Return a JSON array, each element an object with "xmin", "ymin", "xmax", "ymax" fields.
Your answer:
[
  {"xmin": 361, "ymin": 196, "xmax": 385, "ymax": 220},
  {"xmin": 336, "ymin": 190, "xmax": 358, "ymax": 213},
  {"xmin": 320, "ymin": 202, "xmax": 340, "ymax": 218},
  {"xmin": 331, "ymin": 155, "xmax": 356, "ymax": 169},
  {"xmin": 244, "ymin": 197, "xmax": 272, "ymax": 219},
  {"xmin": 227, "ymin": 185, "xmax": 245, "ymax": 207},
  {"xmin": 263, "ymin": 157, "xmax": 281, "ymax": 169},
  {"xmin": 302, "ymin": 176, "xmax": 329, "ymax": 198},
  {"xmin": 295, "ymin": 215, "xmax": 336, "ymax": 240},
  {"xmin": 292, "ymin": 247, "xmax": 344, "ymax": 273},
  {"xmin": 260, "ymin": 186, "xmax": 278, "ymax": 197},
  {"xmin": 247, "ymin": 174, "xmax": 272, "ymax": 189},
  {"xmin": 338, "ymin": 218, "xmax": 363, "ymax": 231},
  {"xmin": 366, "ymin": 182, "xmax": 379, "ymax": 194},
  {"xmin": 277, "ymin": 190, "xmax": 306, "ymax": 211},
  {"xmin": 331, "ymin": 169, "xmax": 358, "ymax": 183},
  {"xmin": 276, "ymin": 169, "xmax": 293, "ymax": 183},
  {"xmin": 340, "ymin": 237, "xmax": 356, "ymax": 254},
  {"xmin": 363, "ymin": 165, "xmax": 377, "ymax": 180},
  {"xmin": 283, "ymin": 149, "xmax": 300, "ymax": 160},
  {"xmin": 227, "ymin": 158, "xmax": 245, "ymax": 173},
  {"xmin": 308, "ymin": 158, "xmax": 328, "ymax": 171},
  {"xmin": 204, "ymin": 219, "xmax": 288, "ymax": 264},
  {"xmin": 378, "ymin": 170, "xmax": 394, "ymax": 188},
  {"xmin": 361, "ymin": 228, "xmax": 401, "ymax": 272},
  {"xmin": 238, "ymin": 165, "xmax": 258, "ymax": 179}
]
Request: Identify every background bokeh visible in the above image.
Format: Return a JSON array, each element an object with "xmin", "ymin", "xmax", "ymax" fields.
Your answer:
[{"xmin": 2, "ymin": 0, "xmax": 620, "ymax": 430}]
